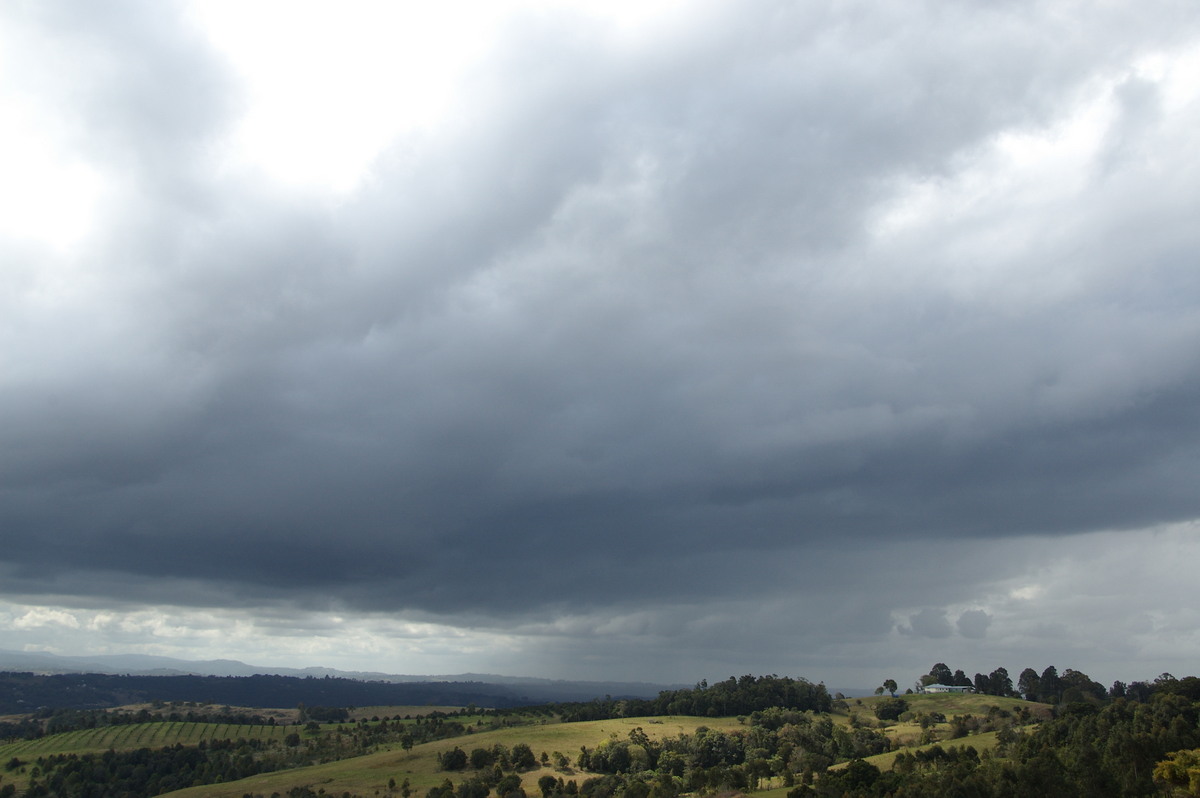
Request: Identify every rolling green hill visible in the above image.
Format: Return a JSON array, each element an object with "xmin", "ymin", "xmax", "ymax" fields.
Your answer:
[
  {"xmin": 28, "ymin": 682, "xmax": 1191, "ymax": 798},
  {"xmin": 1, "ymin": 693, "xmax": 1056, "ymax": 798},
  {"xmin": 156, "ymin": 715, "xmax": 747, "ymax": 798}
]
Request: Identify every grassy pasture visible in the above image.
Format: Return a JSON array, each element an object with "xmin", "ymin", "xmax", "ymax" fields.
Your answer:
[
  {"xmin": 159, "ymin": 715, "xmax": 746, "ymax": 798},
  {"xmin": 845, "ymin": 692, "xmax": 1044, "ymax": 719},
  {"xmin": 829, "ymin": 730, "xmax": 1005, "ymax": 773},
  {"xmin": 755, "ymin": 786, "xmax": 794, "ymax": 798},
  {"xmin": 0, "ymin": 711, "xmax": 484, "ymax": 764},
  {"xmin": 832, "ymin": 694, "xmax": 1048, "ymax": 755},
  {"xmin": 837, "ymin": 694, "xmax": 1047, "ymax": 740},
  {"xmin": 0, "ymin": 721, "xmax": 293, "ymax": 760},
  {"xmin": 0, "ymin": 721, "xmax": 297, "ymax": 796}
]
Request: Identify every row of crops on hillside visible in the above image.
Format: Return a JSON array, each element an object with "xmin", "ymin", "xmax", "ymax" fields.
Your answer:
[{"xmin": 0, "ymin": 721, "xmax": 291, "ymax": 759}]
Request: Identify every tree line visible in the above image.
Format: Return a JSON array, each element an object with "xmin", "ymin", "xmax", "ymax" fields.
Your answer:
[
  {"xmin": 551, "ymin": 675, "xmax": 832, "ymax": 722},
  {"xmin": 914, "ymin": 662, "xmax": 1200, "ymax": 704}
]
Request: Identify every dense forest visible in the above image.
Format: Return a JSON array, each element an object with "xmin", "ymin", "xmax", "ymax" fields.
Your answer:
[{"xmin": 0, "ymin": 672, "xmax": 535, "ymax": 715}]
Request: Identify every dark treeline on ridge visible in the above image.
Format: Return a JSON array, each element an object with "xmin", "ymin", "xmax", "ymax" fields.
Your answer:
[
  {"xmin": 550, "ymin": 675, "xmax": 833, "ymax": 722},
  {"xmin": 0, "ymin": 672, "xmax": 828, "ymax": 720},
  {"xmin": 0, "ymin": 672, "xmax": 535, "ymax": 715}
]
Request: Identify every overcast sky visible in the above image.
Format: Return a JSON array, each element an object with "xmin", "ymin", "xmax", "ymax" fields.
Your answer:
[{"xmin": 2, "ymin": 0, "xmax": 1200, "ymax": 691}]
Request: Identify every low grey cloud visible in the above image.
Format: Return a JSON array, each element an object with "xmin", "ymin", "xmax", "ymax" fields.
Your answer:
[
  {"xmin": 901, "ymin": 609, "xmax": 954, "ymax": 640},
  {"xmin": 956, "ymin": 610, "xmax": 992, "ymax": 640},
  {"xmin": 2, "ymin": 0, "xmax": 1200, "ymax": 684}
]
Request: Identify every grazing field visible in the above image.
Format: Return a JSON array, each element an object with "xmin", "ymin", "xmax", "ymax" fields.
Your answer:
[
  {"xmin": 159, "ymin": 715, "xmax": 746, "ymax": 798},
  {"xmin": 833, "ymin": 693, "xmax": 1047, "ymax": 744},
  {"xmin": 0, "ymin": 721, "xmax": 293, "ymax": 760},
  {"xmin": 844, "ymin": 692, "xmax": 1044, "ymax": 719},
  {"xmin": 830, "ymin": 730, "xmax": 1006, "ymax": 773}
]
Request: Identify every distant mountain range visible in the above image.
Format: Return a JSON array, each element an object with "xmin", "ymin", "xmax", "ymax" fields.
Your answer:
[{"xmin": 0, "ymin": 649, "xmax": 681, "ymax": 704}]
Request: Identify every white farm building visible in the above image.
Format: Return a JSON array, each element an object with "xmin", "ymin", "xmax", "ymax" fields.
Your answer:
[{"xmin": 922, "ymin": 684, "xmax": 974, "ymax": 694}]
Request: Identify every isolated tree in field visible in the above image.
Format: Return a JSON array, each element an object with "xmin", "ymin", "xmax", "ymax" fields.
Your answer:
[{"xmin": 883, "ymin": 679, "xmax": 898, "ymax": 696}]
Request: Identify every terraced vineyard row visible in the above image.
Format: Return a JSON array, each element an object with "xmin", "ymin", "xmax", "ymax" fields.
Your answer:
[{"xmin": 0, "ymin": 721, "xmax": 293, "ymax": 760}]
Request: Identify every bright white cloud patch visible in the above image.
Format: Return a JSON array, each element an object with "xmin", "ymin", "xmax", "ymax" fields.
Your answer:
[
  {"xmin": 0, "ymin": 600, "xmax": 525, "ymax": 674},
  {"xmin": 187, "ymin": 0, "xmax": 693, "ymax": 192},
  {"xmin": 0, "ymin": 23, "xmax": 106, "ymax": 251}
]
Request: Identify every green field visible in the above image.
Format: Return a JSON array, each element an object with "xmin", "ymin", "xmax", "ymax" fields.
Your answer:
[
  {"xmin": 834, "ymin": 693, "xmax": 1046, "ymax": 744},
  {"xmin": 0, "ymin": 720, "xmax": 293, "ymax": 760},
  {"xmin": 844, "ymin": 692, "xmax": 1046, "ymax": 719},
  {"xmin": 830, "ymin": 730, "xmax": 1005, "ymax": 773},
  {"xmin": 0, "ymin": 721, "xmax": 301, "ymax": 795},
  {"xmin": 0, "ymin": 707, "xmax": 476, "ymax": 764}
]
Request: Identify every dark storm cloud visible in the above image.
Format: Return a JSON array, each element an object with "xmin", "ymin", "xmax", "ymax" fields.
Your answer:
[{"xmin": 3, "ymin": 0, "xmax": 1200, "ymax": 652}]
